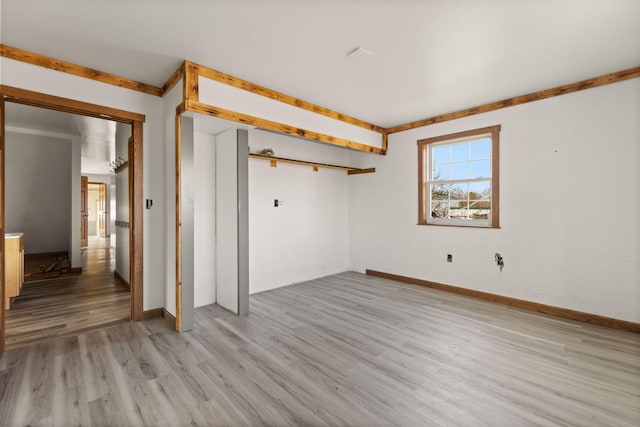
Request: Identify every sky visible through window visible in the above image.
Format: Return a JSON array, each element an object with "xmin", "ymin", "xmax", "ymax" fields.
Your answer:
[
  {"xmin": 429, "ymin": 136, "xmax": 492, "ymax": 221},
  {"xmin": 431, "ymin": 137, "xmax": 491, "ymax": 181}
]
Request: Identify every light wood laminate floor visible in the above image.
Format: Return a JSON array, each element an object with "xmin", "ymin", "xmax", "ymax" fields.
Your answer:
[
  {"xmin": 1, "ymin": 272, "xmax": 638, "ymax": 426},
  {"xmin": 5, "ymin": 236, "xmax": 129, "ymax": 348}
]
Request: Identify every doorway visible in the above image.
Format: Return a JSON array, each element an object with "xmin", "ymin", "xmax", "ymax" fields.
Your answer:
[
  {"xmin": 0, "ymin": 86, "xmax": 145, "ymax": 352},
  {"xmin": 87, "ymin": 182, "xmax": 108, "ymax": 238}
]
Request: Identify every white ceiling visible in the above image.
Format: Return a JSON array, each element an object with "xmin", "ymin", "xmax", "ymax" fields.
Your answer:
[
  {"xmin": 2, "ymin": 0, "xmax": 639, "ymax": 128},
  {"xmin": 5, "ymin": 103, "xmax": 116, "ymax": 175}
]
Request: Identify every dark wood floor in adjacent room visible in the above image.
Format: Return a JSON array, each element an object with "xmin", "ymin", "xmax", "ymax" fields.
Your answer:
[
  {"xmin": 4, "ymin": 236, "xmax": 130, "ymax": 348},
  {"xmin": 1, "ymin": 271, "xmax": 639, "ymax": 426}
]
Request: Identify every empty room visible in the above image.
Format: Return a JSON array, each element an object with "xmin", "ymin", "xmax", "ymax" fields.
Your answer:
[{"xmin": 0, "ymin": 1, "xmax": 638, "ymax": 426}]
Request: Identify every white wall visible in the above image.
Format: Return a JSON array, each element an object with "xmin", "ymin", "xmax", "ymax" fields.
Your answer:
[
  {"xmin": 349, "ymin": 78, "xmax": 640, "ymax": 323},
  {"xmin": 191, "ymin": 125, "xmax": 352, "ymax": 300},
  {"xmin": 70, "ymin": 137, "xmax": 81, "ymax": 267},
  {"xmin": 248, "ymin": 129, "xmax": 350, "ymax": 294},
  {"xmin": 194, "ymin": 131, "xmax": 216, "ymax": 307},
  {"xmin": 5, "ymin": 131, "xmax": 71, "ymax": 254},
  {"xmin": 2, "ymin": 57, "xmax": 165, "ymax": 310},
  {"xmin": 198, "ymin": 76, "xmax": 383, "ymax": 149}
]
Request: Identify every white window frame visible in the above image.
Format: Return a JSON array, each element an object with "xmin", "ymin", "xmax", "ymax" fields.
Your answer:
[{"xmin": 418, "ymin": 125, "xmax": 500, "ymax": 228}]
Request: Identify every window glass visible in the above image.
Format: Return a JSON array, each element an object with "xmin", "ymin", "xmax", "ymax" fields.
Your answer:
[{"xmin": 418, "ymin": 125, "xmax": 500, "ymax": 227}]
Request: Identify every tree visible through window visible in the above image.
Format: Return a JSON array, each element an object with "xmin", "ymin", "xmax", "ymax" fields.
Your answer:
[{"xmin": 418, "ymin": 125, "xmax": 500, "ymax": 228}]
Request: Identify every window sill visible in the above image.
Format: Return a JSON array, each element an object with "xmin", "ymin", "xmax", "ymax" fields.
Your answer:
[{"xmin": 417, "ymin": 221, "xmax": 500, "ymax": 229}]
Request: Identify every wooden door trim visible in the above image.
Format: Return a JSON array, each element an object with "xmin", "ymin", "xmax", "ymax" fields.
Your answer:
[
  {"xmin": 0, "ymin": 85, "xmax": 145, "ymax": 124},
  {"xmin": 0, "ymin": 87, "xmax": 146, "ymax": 352},
  {"xmin": 81, "ymin": 176, "xmax": 89, "ymax": 248},
  {"xmin": 129, "ymin": 124, "xmax": 143, "ymax": 321}
]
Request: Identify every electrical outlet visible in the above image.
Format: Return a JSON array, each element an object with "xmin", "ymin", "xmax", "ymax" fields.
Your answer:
[{"xmin": 447, "ymin": 254, "xmax": 453, "ymax": 262}]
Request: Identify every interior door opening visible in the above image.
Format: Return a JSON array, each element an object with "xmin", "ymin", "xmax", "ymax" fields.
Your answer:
[{"xmin": 0, "ymin": 87, "xmax": 145, "ymax": 352}]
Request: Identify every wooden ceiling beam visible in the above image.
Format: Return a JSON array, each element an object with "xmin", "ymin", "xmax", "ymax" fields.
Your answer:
[
  {"xmin": 188, "ymin": 61, "xmax": 384, "ymax": 133},
  {"xmin": 4, "ymin": 44, "xmax": 637, "ymax": 155},
  {"xmin": 161, "ymin": 62, "xmax": 186, "ymax": 97},
  {"xmin": 385, "ymin": 66, "xmax": 640, "ymax": 134},
  {"xmin": 0, "ymin": 44, "xmax": 163, "ymax": 97},
  {"xmin": 185, "ymin": 99, "xmax": 384, "ymax": 154}
]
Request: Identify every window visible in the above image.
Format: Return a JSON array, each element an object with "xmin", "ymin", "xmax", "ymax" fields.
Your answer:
[{"xmin": 418, "ymin": 125, "xmax": 500, "ymax": 228}]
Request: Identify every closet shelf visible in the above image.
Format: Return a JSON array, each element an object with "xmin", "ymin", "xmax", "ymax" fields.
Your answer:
[{"xmin": 248, "ymin": 154, "xmax": 375, "ymax": 175}]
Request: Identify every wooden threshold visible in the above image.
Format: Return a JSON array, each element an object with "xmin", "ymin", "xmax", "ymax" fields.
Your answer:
[
  {"xmin": 0, "ymin": 44, "xmax": 162, "ymax": 97},
  {"xmin": 249, "ymin": 153, "xmax": 375, "ymax": 175},
  {"xmin": 366, "ymin": 269, "xmax": 640, "ymax": 333}
]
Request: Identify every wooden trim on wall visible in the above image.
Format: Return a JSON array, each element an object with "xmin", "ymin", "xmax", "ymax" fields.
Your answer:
[
  {"xmin": 129, "ymin": 122, "xmax": 144, "ymax": 322},
  {"xmin": 189, "ymin": 61, "xmax": 384, "ymax": 133},
  {"xmin": 417, "ymin": 142, "xmax": 426, "ymax": 225},
  {"xmin": 386, "ymin": 66, "xmax": 640, "ymax": 134},
  {"xmin": 366, "ymin": 269, "xmax": 640, "ymax": 333},
  {"xmin": 162, "ymin": 308, "xmax": 177, "ymax": 330},
  {"xmin": 176, "ymin": 102, "xmax": 186, "ymax": 116},
  {"xmin": 184, "ymin": 62, "xmax": 199, "ymax": 102},
  {"xmin": 347, "ymin": 167, "xmax": 376, "ymax": 175},
  {"xmin": 143, "ymin": 308, "xmax": 163, "ymax": 320},
  {"xmin": 0, "ymin": 44, "xmax": 163, "ymax": 97},
  {"xmin": 249, "ymin": 153, "xmax": 375, "ymax": 174},
  {"xmin": 2, "ymin": 46, "xmax": 387, "ymax": 155},
  {"xmin": 161, "ymin": 62, "xmax": 186, "ymax": 97},
  {"xmin": 0, "ymin": 89, "xmax": 145, "ymax": 350},
  {"xmin": 175, "ymin": 114, "xmax": 182, "ymax": 332},
  {"xmin": 490, "ymin": 125, "xmax": 500, "ymax": 228},
  {"xmin": 185, "ymin": 99, "xmax": 385, "ymax": 154},
  {"xmin": 1, "ymin": 85, "xmax": 145, "ymax": 124}
]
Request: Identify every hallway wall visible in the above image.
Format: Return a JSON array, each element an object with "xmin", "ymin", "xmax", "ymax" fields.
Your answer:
[
  {"xmin": 1, "ymin": 56, "xmax": 165, "ymax": 310},
  {"xmin": 5, "ymin": 131, "xmax": 72, "ymax": 254}
]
